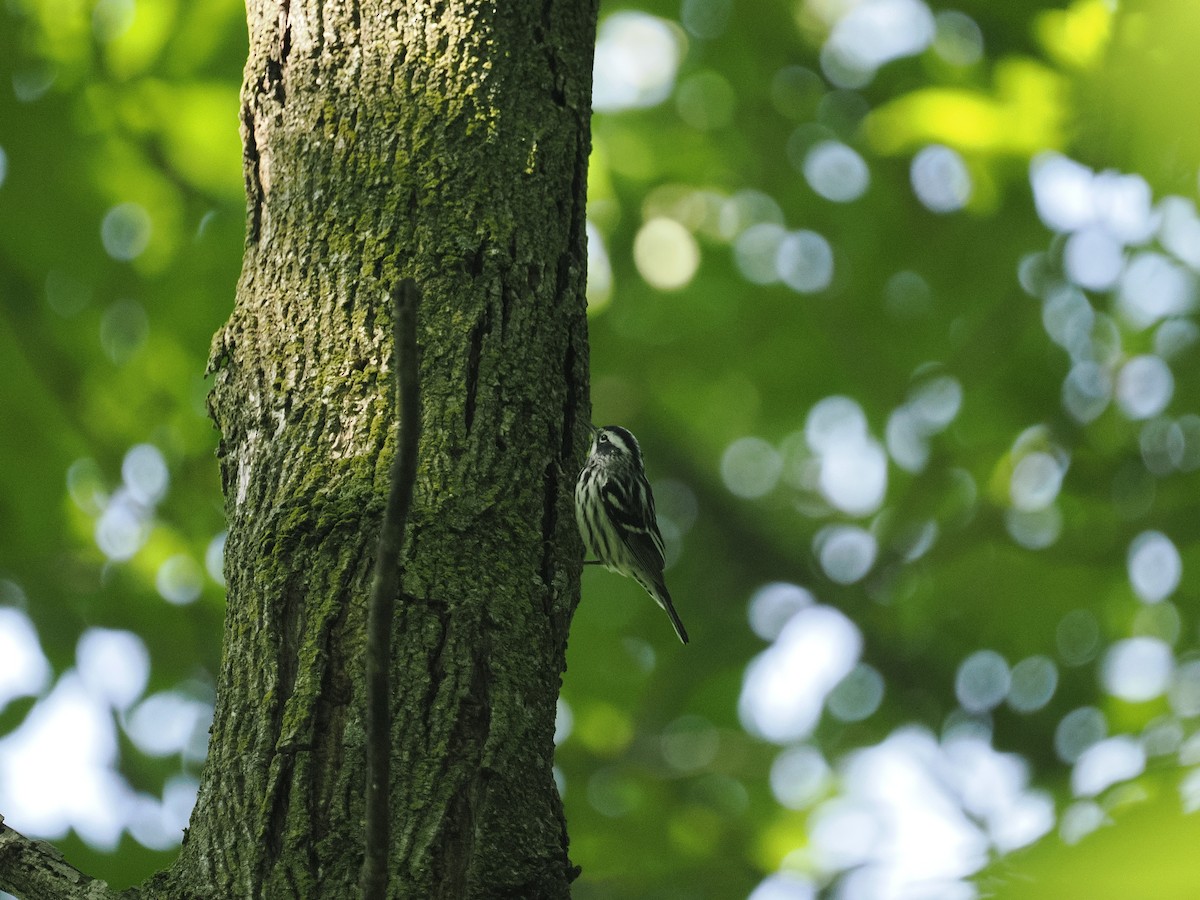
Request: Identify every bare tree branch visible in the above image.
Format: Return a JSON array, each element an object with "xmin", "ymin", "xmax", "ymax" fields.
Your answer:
[
  {"xmin": 360, "ymin": 279, "xmax": 422, "ymax": 899},
  {"xmin": 0, "ymin": 813, "xmax": 124, "ymax": 900}
]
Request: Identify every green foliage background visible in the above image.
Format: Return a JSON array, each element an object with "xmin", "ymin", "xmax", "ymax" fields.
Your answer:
[{"xmin": 3, "ymin": 0, "xmax": 1200, "ymax": 897}]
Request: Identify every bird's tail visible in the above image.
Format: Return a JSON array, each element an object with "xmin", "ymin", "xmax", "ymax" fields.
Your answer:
[{"xmin": 651, "ymin": 582, "xmax": 689, "ymax": 645}]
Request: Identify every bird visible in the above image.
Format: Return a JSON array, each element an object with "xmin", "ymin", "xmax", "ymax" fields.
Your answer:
[{"xmin": 575, "ymin": 425, "xmax": 689, "ymax": 644}]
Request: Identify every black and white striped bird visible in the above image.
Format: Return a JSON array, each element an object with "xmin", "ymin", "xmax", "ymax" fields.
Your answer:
[{"xmin": 575, "ymin": 425, "xmax": 689, "ymax": 644}]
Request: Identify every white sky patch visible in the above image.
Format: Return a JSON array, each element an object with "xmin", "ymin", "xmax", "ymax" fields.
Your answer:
[
  {"xmin": 800, "ymin": 727, "xmax": 1052, "ymax": 896},
  {"xmin": 821, "ymin": 0, "xmax": 935, "ymax": 87},
  {"xmin": 739, "ymin": 605, "xmax": 862, "ymax": 743},
  {"xmin": 1071, "ymin": 736, "xmax": 1146, "ymax": 797},
  {"xmin": 125, "ymin": 691, "xmax": 212, "ymax": 757},
  {"xmin": 0, "ymin": 673, "xmax": 128, "ymax": 848},
  {"xmin": 76, "ymin": 628, "xmax": 149, "ymax": 710},
  {"xmin": 0, "ymin": 608, "xmax": 51, "ymax": 707},
  {"xmin": 1031, "ymin": 152, "xmax": 1096, "ymax": 232}
]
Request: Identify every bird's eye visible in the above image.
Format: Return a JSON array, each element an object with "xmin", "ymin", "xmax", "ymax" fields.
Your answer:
[{"xmin": 598, "ymin": 433, "xmax": 608, "ymax": 444}]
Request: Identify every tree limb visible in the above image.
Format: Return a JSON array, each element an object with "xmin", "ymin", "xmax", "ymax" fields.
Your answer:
[
  {"xmin": 0, "ymin": 813, "xmax": 123, "ymax": 900},
  {"xmin": 361, "ymin": 279, "xmax": 422, "ymax": 899}
]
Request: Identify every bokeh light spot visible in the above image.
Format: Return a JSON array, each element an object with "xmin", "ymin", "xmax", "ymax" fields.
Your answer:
[
  {"xmin": 770, "ymin": 745, "xmax": 830, "ymax": 810},
  {"xmin": 100, "ymin": 299, "xmax": 150, "ymax": 364},
  {"xmin": 1007, "ymin": 656, "xmax": 1058, "ymax": 713},
  {"xmin": 1055, "ymin": 706, "xmax": 1106, "ymax": 763},
  {"xmin": 827, "ymin": 663, "xmax": 884, "ymax": 722},
  {"xmin": 1064, "ymin": 226, "xmax": 1123, "ymax": 291},
  {"xmin": 776, "ymin": 230, "xmax": 834, "ymax": 293},
  {"xmin": 576, "ymin": 703, "xmax": 634, "ymax": 756},
  {"xmin": 719, "ymin": 190, "xmax": 785, "ymax": 241},
  {"xmin": 770, "ymin": 66, "xmax": 823, "ymax": 121},
  {"xmin": 633, "ymin": 217, "xmax": 700, "ymax": 290},
  {"xmin": 100, "ymin": 202, "xmax": 152, "ymax": 261},
  {"xmin": 660, "ymin": 715, "xmax": 719, "ymax": 773},
  {"xmin": 807, "ymin": 395, "xmax": 868, "ymax": 453},
  {"xmin": 815, "ymin": 525, "xmax": 877, "ymax": 584},
  {"xmin": 1005, "ymin": 505, "xmax": 1062, "ymax": 550},
  {"xmin": 94, "ymin": 491, "xmax": 152, "ymax": 561},
  {"xmin": 721, "ymin": 437, "xmax": 783, "ymax": 498},
  {"xmin": 122, "ymin": 444, "xmax": 169, "ymax": 506},
  {"xmin": 820, "ymin": 438, "xmax": 887, "ymax": 515},
  {"xmin": 554, "ymin": 698, "xmax": 573, "ymax": 745},
  {"xmin": 747, "ymin": 582, "xmax": 815, "ymax": 641},
  {"xmin": 156, "ymin": 555, "xmax": 205, "ymax": 606},
  {"xmin": 1100, "ymin": 637, "xmax": 1172, "ymax": 702},
  {"xmin": 803, "ymin": 141, "xmax": 870, "ymax": 203},
  {"xmin": 955, "ymin": 650, "xmax": 1010, "ymax": 713},
  {"xmin": 821, "ymin": 0, "xmax": 934, "ymax": 88},
  {"xmin": 1116, "ymin": 251, "xmax": 1195, "ymax": 329},
  {"xmin": 1031, "ymin": 152, "xmax": 1094, "ymax": 232},
  {"xmin": 1127, "ymin": 530, "xmax": 1181, "ymax": 603},
  {"xmin": 587, "ymin": 766, "xmax": 642, "ymax": 818},
  {"xmin": 680, "ymin": 0, "xmax": 731, "ymax": 39},
  {"xmin": 585, "ymin": 221, "xmax": 613, "ymax": 313},
  {"xmin": 93, "ymin": 0, "xmax": 135, "ymax": 41},
  {"xmin": 1115, "ymin": 354, "xmax": 1173, "ymax": 420},
  {"xmin": 1059, "ymin": 800, "xmax": 1105, "ymax": 844},
  {"xmin": 1159, "ymin": 195, "xmax": 1200, "ymax": 267},
  {"xmin": 1009, "ymin": 451, "xmax": 1063, "ymax": 512},
  {"xmin": 1062, "ymin": 361, "xmax": 1111, "ymax": 423},
  {"xmin": 1056, "ymin": 609, "xmax": 1100, "ymax": 666},
  {"xmin": 592, "ymin": 12, "xmax": 681, "ymax": 112},
  {"xmin": 205, "ymin": 532, "xmax": 227, "ymax": 585},
  {"xmin": 911, "ymin": 145, "xmax": 971, "ymax": 213},
  {"xmin": 734, "ymin": 222, "xmax": 786, "ymax": 284},
  {"xmin": 884, "ymin": 269, "xmax": 933, "ymax": 318},
  {"xmin": 1169, "ymin": 661, "xmax": 1200, "ymax": 718},
  {"xmin": 1071, "ymin": 736, "xmax": 1145, "ymax": 798},
  {"xmin": 675, "ymin": 70, "xmax": 735, "ymax": 131},
  {"xmin": 932, "ymin": 10, "xmax": 983, "ymax": 66}
]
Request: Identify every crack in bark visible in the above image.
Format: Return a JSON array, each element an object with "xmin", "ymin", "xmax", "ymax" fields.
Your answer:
[
  {"xmin": 539, "ymin": 462, "xmax": 559, "ymax": 614},
  {"xmin": 280, "ymin": 0, "xmax": 292, "ymax": 66},
  {"xmin": 463, "ymin": 305, "xmax": 491, "ymax": 433},
  {"xmin": 559, "ymin": 343, "xmax": 578, "ymax": 463},
  {"xmin": 241, "ymin": 101, "xmax": 263, "ymax": 244},
  {"xmin": 435, "ymin": 648, "xmax": 492, "ymax": 898},
  {"xmin": 538, "ymin": 0, "xmax": 567, "ymax": 107},
  {"xmin": 499, "ymin": 281, "xmax": 513, "ymax": 338}
]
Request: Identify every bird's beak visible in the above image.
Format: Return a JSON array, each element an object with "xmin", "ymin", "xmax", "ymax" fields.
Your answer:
[{"xmin": 587, "ymin": 423, "xmax": 599, "ymax": 435}]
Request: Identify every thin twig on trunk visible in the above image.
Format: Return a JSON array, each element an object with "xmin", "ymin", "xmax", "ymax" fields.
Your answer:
[{"xmin": 361, "ymin": 278, "xmax": 422, "ymax": 899}]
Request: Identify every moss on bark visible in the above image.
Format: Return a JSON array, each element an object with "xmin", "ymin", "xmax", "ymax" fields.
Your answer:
[{"xmin": 149, "ymin": 1, "xmax": 598, "ymax": 896}]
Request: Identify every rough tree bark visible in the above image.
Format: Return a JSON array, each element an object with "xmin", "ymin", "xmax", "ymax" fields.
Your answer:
[{"xmin": 0, "ymin": 1, "xmax": 597, "ymax": 898}]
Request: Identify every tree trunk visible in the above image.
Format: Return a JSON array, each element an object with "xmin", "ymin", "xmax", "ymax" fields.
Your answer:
[{"xmin": 154, "ymin": 1, "xmax": 595, "ymax": 896}]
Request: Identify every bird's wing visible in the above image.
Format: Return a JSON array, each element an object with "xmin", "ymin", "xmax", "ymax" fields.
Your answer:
[{"xmin": 601, "ymin": 473, "xmax": 666, "ymax": 576}]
